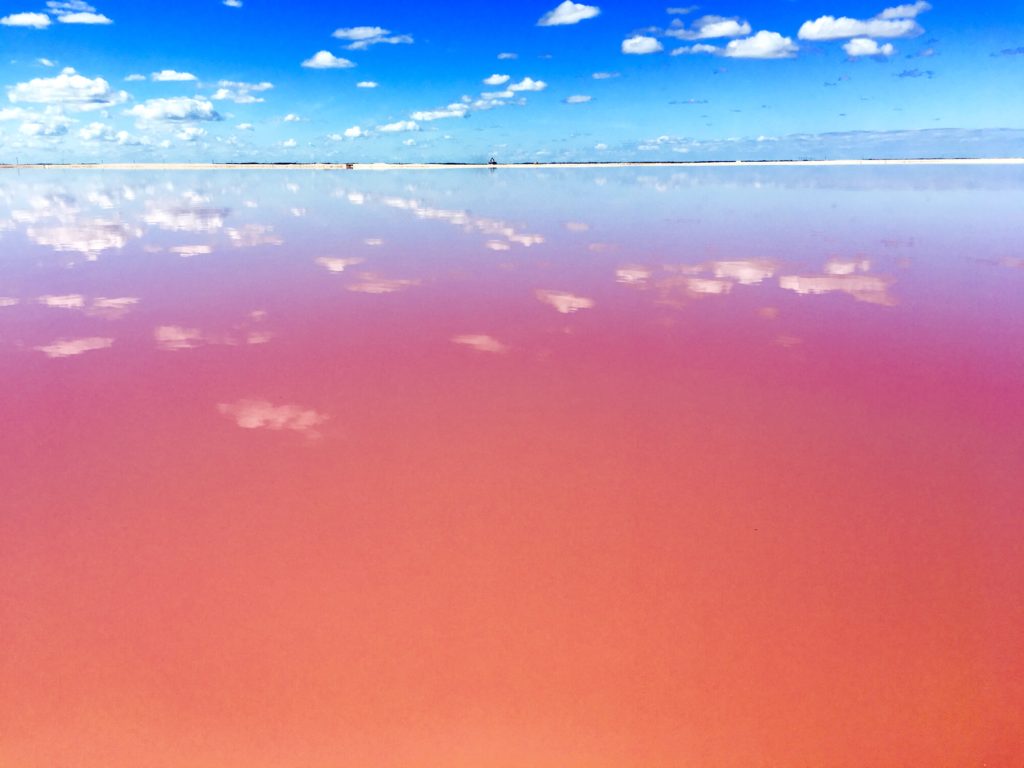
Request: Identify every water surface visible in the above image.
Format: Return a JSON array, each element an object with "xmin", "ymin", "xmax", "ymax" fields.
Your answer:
[{"xmin": 2, "ymin": 166, "xmax": 1022, "ymax": 768}]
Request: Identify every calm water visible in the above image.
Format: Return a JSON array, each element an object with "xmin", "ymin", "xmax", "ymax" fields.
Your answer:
[{"xmin": 1, "ymin": 167, "xmax": 1022, "ymax": 768}]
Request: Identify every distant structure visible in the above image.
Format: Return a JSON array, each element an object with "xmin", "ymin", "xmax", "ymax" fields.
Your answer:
[{"xmin": 488, "ymin": 157, "xmax": 497, "ymax": 166}]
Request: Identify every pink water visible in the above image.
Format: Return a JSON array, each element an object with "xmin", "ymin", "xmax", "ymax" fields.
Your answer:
[{"xmin": 2, "ymin": 167, "xmax": 1022, "ymax": 767}]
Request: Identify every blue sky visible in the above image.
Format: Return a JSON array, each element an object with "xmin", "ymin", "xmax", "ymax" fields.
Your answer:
[{"xmin": 1, "ymin": 0, "xmax": 1022, "ymax": 161}]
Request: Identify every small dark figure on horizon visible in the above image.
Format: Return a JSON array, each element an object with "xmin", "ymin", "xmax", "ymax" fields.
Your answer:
[{"xmin": 488, "ymin": 157, "xmax": 497, "ymax": 166}]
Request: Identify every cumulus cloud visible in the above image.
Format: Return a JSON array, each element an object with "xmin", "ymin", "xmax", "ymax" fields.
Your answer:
[
  {"xmin": 56, "ymin": 9, "xmax": 111, "ymax": 23},
  {"xmin": 723, "ymin": 31, "xmax": 798, "ymax": 58},
  {"xmin": 798, "ymin": 16, "xmax": 922, "ymax": 41},
  {"xmin": 378, "ymin": 119, "xmax": 418, "ymax": 132},
  {"xmin": 483, "ymin": 73, "xmax": 510, "ymax": 85},
  {"xmin": 411, "ymin": 103, "xmax": 469, "ymax": 120},
  {"xmin": 672, "ymin": 43, "xmax": 719, "ymax": 55},
  {"xmin": 212, "ymin": 79, "xmax": 273, "ymax": 103},
  {"xmin": 80, "ymin": 121, "xmax": 143, "ymax": 144},
  {"xmin": 844, "ymin": 37, "xmax": 895, "ymax": 56},
  {"xmin": 622, "ymin": 35, "xmax": 663, "ymax": 54},
  {"xmin": 333, "ymin": 26, "xmax": 413, "ymax": 50},
  {"xmin": 38, "ymin": 57, "xmax": 56, "ymax": 66},
  {"xmin": 8, "ymin": 67, "xmax": 128, "ymax": 111},
  {"xmin": 223, "ymin": 0, "xmax": 242, "ymax": 7},
  {"xmin": 127, "ymin": 96, "xmax": 221, "ymax": 121},
  {"xmin": 176, "ymin": 125, "xmax": 206, "ymax": 141},
  {"xmin": 497, "ymin": 52, "xmax": 517, "ymax": 60},
  {"xmin": 152, "ymin": 69, "xmax": 196, "ymax": 82},
  {"xmin": 878, "ymin": 1, "xmax": 931, "ymax": 19},
  {"xmin": 508, "ymin": 76, "xmax": 547, "ymax": 92},
  {"xmin": 356, "ymin": 80, "xmax": 378, "ymax": 88},
  {"xmin": 302, "ymin": 50, "xmax": 356, "ymax": 69},
  {"xmin": 281, "ymin": 138, "xmax": 297, "ymax": 147},
  {"xmin": 537, "ymin": 1, "xmax": 600, "ymax": 26},
  {"xmin": 236, "ymin": 121, "xmax": 253, "ymax": 130},
  {"xmin": 35, "ymin": 337, "xmax": 113, "ymax": 358},
  {"xmin": 218, "ymin": 399, "xmax": 328, "ymax": 437},
  {"xmin": 564, "ymin": 94, "xmax": 592, "ymax": 103},
  {"xmin": 667, "ymin": 15, "xmax": 751, "ymax": 40},
  {"xmin": 124, "ymin": 73, "xmax": 145, "ymax": 81},
  {"xmin": 1, "ymin": 12, "xmax": 51, "ymax": 28},
  {"xmin": 343, "ymin": 125, "xmax": 365, "ymax": 138}
]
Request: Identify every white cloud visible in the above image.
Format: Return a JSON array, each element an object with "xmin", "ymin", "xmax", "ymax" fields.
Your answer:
[
  {"xmin": 622, "ymin": 35, "xmax": 663, "ymax": 54},
  {"xmin": 1, "ymin": 12, "xmax": 51, "ymax": 28},
  {"xmin": 667, "ymin": 5, "xmax": 698, "ymax": 13},
  {"xmin": 843, "ymin": 37, "xmax": 895, "ymax": 56},
  {"xmin": 338, "ymin": 125, "xmax": 362, "ymax": 138},
  {"xmin": 378, "ymin": 119, "xmax": 418, "ymax": 132},
  {"xmin": 78, "ymin": 121, "xmax": 110, "ymax": 140},
  {"xmin": 411, "ymin": 103, "xmax": 469, "ymax": 121},
  {"xmin": 302, "ymin": 50, "xmax": 356, "ymax": 69},
  {"xmin": 333, "ymin": 25, "xmax": 387, "ymax": 40},
  {"xmin": 536, "ymin": 289, "xmax": 595, "ymax": 314},
  {"xmin": 878, "ymin": 1, "xmax": 931, "ymax": 19},
  {"xmin": 667, "ymin": 15, "xmax": 752, "ymax": 40},
  {"xmin": 333, "ymin": 26, "xmax": 413, "ymax": 50},
  {"xmin": 281, "ymin": 138, "xmax": 297, "ymax": 147},
  {"xmin": 452, "ymin": 334, "xmax": 508, "ymax": 354},
  {"xmin": 211, "ymin": 79, "xmax": 272, "ymax": 103},
  {"xmin": 564, "ymin": 94, "xmax": 592, "ymax": 104},
  {"xmin": 592, "ymin": 71, "xmax": 619, "ymax": 79},
  {"xmin": 152, "ymin": 69, "xmax": 196, "ymax": 82},
  {"xmin": 218, "ymin": 399, "xmax": 327, "ymax": 437},
  {"xmin": 57, "ymin": 12, "xmax": 112, "ymax": 24},
  {"xmin": 508, "ymin": 76, "xmax": 547, "ymax": 92},
  {"xmin": 19, "ymin": 113, "xmax": 71, "ymax": 136},
  {"xmin": 124, "ymin": 73, "xmax": 145, "ymax": 81},
  {"xmin": 35, "ymin": 337, "xmax": 113, "ymax": 358},
  {"xmin": 38, "ymin": 57, "xmax": 56, "ymax": 66},
  {"xmin": 356, "ymin": 80, "xmax": 378, "ymax": 88},
  {"xmin": 671, "ymin": 43, "xmax": 720, "ymax": 55},
  {"xmin": 483, "ymin": 73, "xmax": 510, "ymax": 85},
  {"xmin": 77, "ymin": 122, "xmax": 144, "ymax": 145},
  {"xmin": 537, "ymin": 1, "xmax": 600, "ymax": 26},
  {"xmin": 176, "ymin": 125, "xmax": 206, "ymax": 141},
  {"xmin": 223, "ymin": 0, "xmax": 242, "ymax": 7},
  {"xmin": 497, "ymin": 52, "xmax": 517, "ymax": 60},
  {"xmin": 236, "ymin": 122, "xmax": 253, "ymax": 130},
  {"xmin": 127, "ymin": 97, "xmax": 221, "ymax": 121},
  {"xmin": 724, "ymin": 31, "xmax": 798, "ymax": 59},
  {"xmin": 798, "ymin": 16, "xmax": 921, "ymax": 40},
  {"xmin": 8, "ymin": 67, "xmax": 128, "ymax": 111},
  {"xmin": 283, "ymin": 113, "xmax": 300, "ymax": 122}
]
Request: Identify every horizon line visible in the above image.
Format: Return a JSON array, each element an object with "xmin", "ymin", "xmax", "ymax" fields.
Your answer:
[{"xmin": 2, "ymin": 158, "xmax": 1024, "ymax": 171}]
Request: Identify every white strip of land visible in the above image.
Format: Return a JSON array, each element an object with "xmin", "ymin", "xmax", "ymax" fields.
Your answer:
[{"xmin": 0, "ymin": 158, "xmax": 1022, "ymax": 171}]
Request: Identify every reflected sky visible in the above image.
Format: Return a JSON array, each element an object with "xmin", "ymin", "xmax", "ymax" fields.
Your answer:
[{"xmin": 1, "ymin": 167, "xmax": 1023, "ymax": 768}]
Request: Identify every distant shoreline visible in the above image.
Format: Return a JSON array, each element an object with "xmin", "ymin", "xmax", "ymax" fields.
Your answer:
[{"xmin": 1, "ymin": 158, "xmax": 1022, "ymax": 171}]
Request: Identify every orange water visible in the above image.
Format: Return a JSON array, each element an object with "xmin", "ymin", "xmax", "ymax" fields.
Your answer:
[{"xmin": 2, "ymin": 168, "xmax": 1022, "ymax": 767}]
